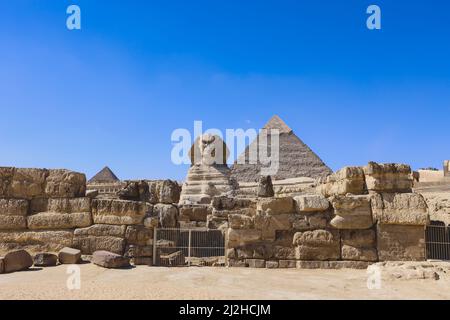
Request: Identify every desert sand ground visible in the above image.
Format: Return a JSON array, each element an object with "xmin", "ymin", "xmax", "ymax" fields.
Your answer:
[{"xmin": 1, "ymin": 264, "xmax": 450, "ymax": 300}]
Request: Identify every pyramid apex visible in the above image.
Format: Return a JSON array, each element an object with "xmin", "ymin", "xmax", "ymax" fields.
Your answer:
[
  {"xmin": 263, "ymin": 115, "xmax": 292, "ymax": 133},
  {"xmin": 88, "ymin": 166, "xmax": 120, "ymax": 183}
]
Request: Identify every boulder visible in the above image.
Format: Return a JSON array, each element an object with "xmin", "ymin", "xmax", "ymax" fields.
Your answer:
[
  {"xmin": 318, "ymin": 166, "xmax": 366, "ymax": 197},
  {"xmin": 27, "ymin": 212, "xmax": 92, "ymax": 230},
  {"xmin": 294, "ymin": 195, "xmax": 329, "ymax": 213},
  {"xmin": 364, "ymin": 162, "xmax": 412, "ymax": 193},
  {"xmin": 257, "ymin": 176, "xmax": 274, "ymax": 198},
  {"xmin": 257, "ymin": 197, "xmax": 294, "ymax": 214},
  {"xmin": 329, "ymin": 195, "xmax": 374, "ymax": 229},
  {"xmin": 0, "ymin": 230, "xmax": 73, "ymax": 254},
  {"xmin": 33, "ymin": 253, "xmax": 58, "ymax": 267},
  {"xmin": 293, "ymin": 229, "xmax": 340, "ymax": 261},
  {"xmin": 58, "ymin": 247, "xmax": 81, "ymax": 264},
  {"xmin": 377, "ymin": 224, "xmax": 425, "ymax": 261},
  {"xmin": 92, "ymin": 250, "xmax": 130, "ymax": 268},
  {"xmin": 4, "ymin": 250, "xmax": 33, "ymax": 273},
  {"xmin": 153, "ymin": 204, "xmax": 178, "ymax": 228},
  {"xmin": 372, "ymin": 193, "xmax": 429, "ymax": 225},
  {"xmin": 45, "ymin": 169, "xmax": 86, "ymax": 198},
  {"xmin": 92, "ymin": 199, "xmax": 150, "ymax": 225}
]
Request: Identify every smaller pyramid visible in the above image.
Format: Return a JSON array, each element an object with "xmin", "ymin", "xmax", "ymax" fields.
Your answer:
[{"xmin": 88, "ymin": 166, "xmax": 120, "ymax": 183}]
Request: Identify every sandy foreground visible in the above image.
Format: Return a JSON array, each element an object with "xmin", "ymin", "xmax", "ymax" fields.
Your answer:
[{"xmin": 1, "ymin": 264, "xmax": 450, "ymax": 300}]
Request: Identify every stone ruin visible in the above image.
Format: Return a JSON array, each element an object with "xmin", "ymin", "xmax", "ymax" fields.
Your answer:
[{"xmin": 0, "ymin": 117, "xmax": 449, "ymax": 273}]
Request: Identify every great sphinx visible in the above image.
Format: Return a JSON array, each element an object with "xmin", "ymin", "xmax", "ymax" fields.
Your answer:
[{"xmin": 179, "ymin": 134, "xmax": 237, "ymax": 205}]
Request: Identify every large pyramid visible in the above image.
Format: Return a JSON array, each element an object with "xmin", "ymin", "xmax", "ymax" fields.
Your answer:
[
  {"xmin": 88, "ymin": 166, "xmax": 120, "ymax": 183},
  {"xmin": 230, "ymin": 115, "xmax": 332, "ymax": 182}
]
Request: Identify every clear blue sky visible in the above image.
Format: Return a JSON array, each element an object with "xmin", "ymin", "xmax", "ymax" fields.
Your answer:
[{"xmin": 1, "ymin": 1, "xmax": 449, "ymax": 181}]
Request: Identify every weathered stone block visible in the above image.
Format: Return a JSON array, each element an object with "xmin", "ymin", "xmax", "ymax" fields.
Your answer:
[
  {"xmin": 294, "ymin": 195, "xmax": 329, "ymax": 213},
  {"xmin": 265, "ymin": 261, "xmax": 279, "ymax": 268},
  {"xmin": 254, "ymin": 213, "xmax": 293, "ymax": 240},
  {"xmin": 27, "ymin": 212, "xmax": 92, "ymax": 230},
  {"xmin": 179, "ymin": 205, "xmax": 210, "ymax": 222},
  {"xmin": 245, "ymin": 258, "xmax": 265, "ymax": 268},
  {"xmin": 227, "ymin": 228, "xmax": 261, "ymax": 247},
  {"xmin": 341, "ymin": 245, "xmax": 377, "ymax": 262},
  {"xmin": 377, "ymin": 224, "xmax": 425, "ymax": 261},
  {"xmin": 373, "ymin": 193, "xmax": 429, "ymax": 225},
  {"xmin": 74, "ymin": 224, "xmax": 126, "ymax": 237},
  {"xmin": 257, "ymin": 176, "xmax": 274, "ymax": 198},
  {"xmin": 278, "ymin": 259, "xmax": 297, "ymax": 268},
  {"xmin": 125, "ymin": 225, "xmax": 153, "ymax": 246},
  {"xmin": 330, "ymin": 195, "xmax": 374, "ymax": 229},
  {"xmin": 296, "ymin": 260, "xmax": 370, "ymax": 269},
  {"xmin": 4, "ymin": 250, "xmax": 33, "ymax": 272},
  {"xmin": 319, "ymin": 166, "xmax": 366, "ymax": 197},
  {"xmin": 46, "ymin": 197, "xmax": 91, "ymax": 213},
  {"xmin": 92, "ymin": 199, "xmax": 150, "ymax": 225},
  {"xmin": 153, "ymin": 204, "xmax": 178, "ymax": 228},
  {"xmin": 0, "ymin": 167, "xmax": 15, "ymax": 197},
  {"xmin": 92, "ymin": 250, "xmax": 130, "ymax": 269},
  {"xmin": 257, "ymin": 197, "xmax": 294, "ymax": 214},
  {"xmin": 8, "ymin": 168, "xmax": 48, "ymax": 199},
  {"xmin": 228, "ymin": 214, "xmax": 254, "ymax": 229},
  {"xmin": 0, "ymin": 230, "xmax": 73, "ymax": 254},
  {"xmin": 0, "ymin": 256, "xmax": 4, "ymax": 273},
  {"xmin": 58, "ymin": 247, "xmax": 81, "ymax": 264},
  {"xmin": 364, "ymin": 162, "xmax": 412, "ymax": 193},
  {"xmin": 293, "ymin": 229, "xmax": 340, "ymax": 261},
  {"xmin": 45, "ymin": 169, "xmax": 86, "ymax": 198},
  {"xmin": 73, "ymin": 235, "xmax": 125, "ymax": 255},
  {"xmin": 0, "ymin": 216, "xmax": 27, "ymax": 230}
]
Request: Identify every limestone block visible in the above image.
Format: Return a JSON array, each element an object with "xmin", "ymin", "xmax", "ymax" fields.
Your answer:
[
  {"xmin": 296, "ymin": 260, "xmax": 369, "ymax": 269},
  {"xmin": 278, "ymin": 260, "xmax": 297, "ymax": 268},
  {"xmin": 73, "ymin": 235, "xmax": 125, "ymax": 255},
  {"xmin": 46, "ymin": 197, "xmax": 91, "ymax": 213},
  {"xmin": 125, "ymin": 244, "xmax": 153, "ymax": 258},
  {"xmin": 341, "ymin": 229, "xmax": 378, "ymax": 261},
  {"xmin": 293, "ymin": 229, "xmax": 340, "ymax": 261},
  {"xmin": 257, "ymin": 197, "xmax": 294, "ymax": 214},
  {"xmin": 74, "ymin": 224, "xmax": 126, "ymax": 238},
  {"xmin": 377, "ymin": 224, "xmax": 425, "ymax": 261},
  {"xmin": 27, "ymin": 212, "xmax": 92, "ymax": 230},
  {"xmin": 92, "ymin": 199, "xmax": 150, "ymax": 225},
  {"xmin": 125, "ymin": 225, "xmax": 153, "ymax": 246},
  {"xmin": 227, "ymin": 259, "xmax": 249, "ymax": 267},
  {"xmin": 179, "ymin": 205, "xmax": 210, "ymax": 222},
  {"xmin": 228, "ymin": 214, "xmax": 254, "ymax": 229},
  {"xmin": 330, "ymin": 195, "xmax": 374, "ymax": 229},
  {"xmin": 0, "ymin": 230, "xmax": 73, "ymax": 255},
  {"xmin": 272, "ymin": 246, "xmax": 296, "ymax": 260},
  {"xmin": 0, "ymin": 167, "xmax": 15, "ymax": 197},
  {"xmin": 33, "ymin": 253, "xmax": 58, "ymax": 267},
  {"xmin": 153, "ymin": 204, "xmax": 178, "ymax": 228},
  {"xmin": 254, "ymin": 213, "xmax": 293, "ymax": 240},
  {"xmin": 8, "ymin": 168, "xmax": 49, "ymax": 199},
  {"xmin": 257, "ymin": 176, "xmax": 274, "ymax": 198},
  {"xmin": 0, "ymin": 216, "xmax": 27, "ymax": 230},
  {"xmin": 92, "ymin": 250, "xmax": 130, "ymax": 269},
  {"xmin": 292, "ymin": 213, "xmax": 329, "ymax": 231},
  {"xmin": 373, "ymin": 193, "xmax": 429, "ymax": 226},
  {"xmin": 364, "ymin": 162, "xmax": 412, "ymax": 193},
  {"xmin": 212, "ymin": 196, "xmax": 255, "ymax": 211},
  {"xmin": 341, "ymin": 245, "xmax": 377, "ymax": 262},
  {"xmin": 45, "ymin": 169, "xmax": 86, "ymax": 198},
  {"xmin": 227, "ymin": 228, "xmax": 261, "ymax": 248},
  {"xmin": 294, "ymin": 195, "xmax": 329, "ymax": 213},
  {"xmin": 265, "ymin": 261, "xmax": 279, "ymax": 268},
  {"xmin": 58, "ymin": 247, "xmax": 81, "ymax": 264},
  {"xmin": 245, "ymin": 258, "xmax": 265, "ymax": 268},
  {"xmin": 4, "ymin": 250, "xmax": 33, "ymax": 273},
  {"xmin": 143, "ymin": 216, "xmax": 159, "ymax": 229},
  {"xmin": 319, "ymin": 166, "xmax": 366, "ymax": 197}
]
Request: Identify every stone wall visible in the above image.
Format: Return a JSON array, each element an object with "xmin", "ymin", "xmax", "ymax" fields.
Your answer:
[
  {"xmin": 225, "ymin": 162, "xmax": 431, "ymax": 268},
  {"xmin": 0, "ymin": 167, "xmax": 181, "ymax": 267}
]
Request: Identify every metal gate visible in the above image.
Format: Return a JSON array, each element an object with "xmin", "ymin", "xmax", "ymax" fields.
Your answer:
[
  {"xmin": 153, "ymin": 228, "xmax": 225, "ymax": 267},
  {"xmin": 425, "ymin": 221, "xmax": 450, "ymax": 260}
]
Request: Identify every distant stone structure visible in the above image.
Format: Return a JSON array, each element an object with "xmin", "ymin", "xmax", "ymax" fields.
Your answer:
[
  {"xmin": 86, "ymin": 166, "xmax": 125, "ymax": 196},
  {"xmin": 445, "ymin": 160, "xmax": 450, "ymax": 177},
  {"xmin": 231, "ymin": 115, "xmax": 332, "ymax": 182}
]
